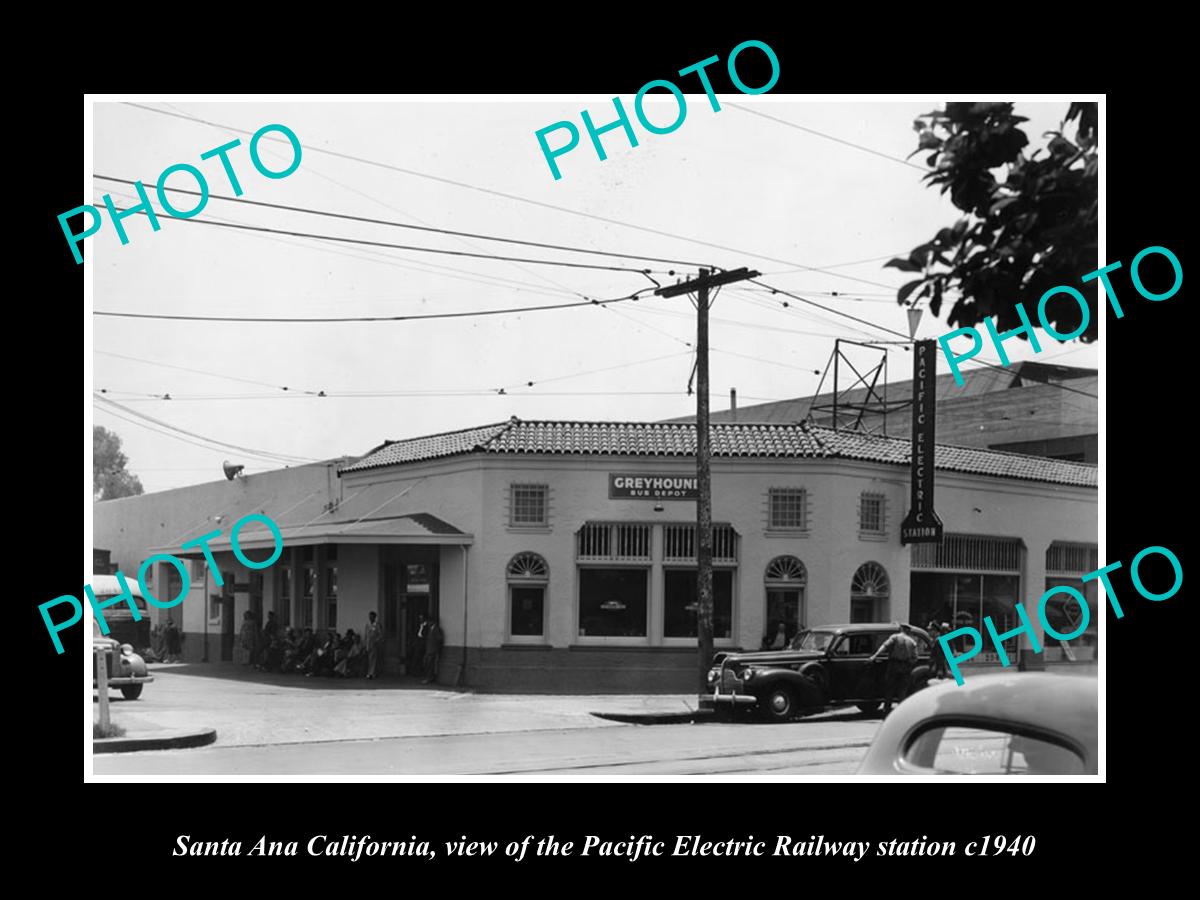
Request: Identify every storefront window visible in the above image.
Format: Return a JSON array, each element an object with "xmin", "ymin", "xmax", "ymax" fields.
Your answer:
[
  {"xmin": 1043, "ymin": 577, "xmax": 1097, "ymax": 661},
  {"xmin": 910, "ymin": 572, "xmax": 1021, "ymax": 662},
  {"xmin": 663, "ymin": 569, "xmax": 733, "ymax": 639},
  {"xmin": 578, "ymin": 568, "xmax": 647, "ymax": 638}
]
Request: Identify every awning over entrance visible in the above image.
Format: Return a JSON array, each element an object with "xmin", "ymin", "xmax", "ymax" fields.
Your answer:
[{"xmin": 165, "ymin": 513, "xmax": 472, "ymax": 558}]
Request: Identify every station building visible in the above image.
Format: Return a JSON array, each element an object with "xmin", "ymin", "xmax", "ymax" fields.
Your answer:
[{"xmin": 93, "ymin": 418, "xmax": 1097, "ymax": 692}]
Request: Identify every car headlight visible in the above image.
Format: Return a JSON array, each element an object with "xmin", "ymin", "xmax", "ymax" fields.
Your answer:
[
  {"xmin": 120, "ymin": 643, "xmax": 134, "ymax": 655},
  {"xmin": 706, "ymin": 669, "xmax": 719, "ymax": 684},
  {"xmin": 741, "ymin": 667, "xmax": 758, "ymax": 681}
]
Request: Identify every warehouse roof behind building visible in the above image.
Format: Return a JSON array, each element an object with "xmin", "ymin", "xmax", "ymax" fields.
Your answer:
[{"xmin": 340, "ymin": 418, "xmax": 1096, "ymax": 487}]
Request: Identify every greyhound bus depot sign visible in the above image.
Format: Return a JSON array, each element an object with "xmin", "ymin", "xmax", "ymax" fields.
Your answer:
[{"xmin": 609, "ymin": 474, "xmax": 699, "ymax": 500}]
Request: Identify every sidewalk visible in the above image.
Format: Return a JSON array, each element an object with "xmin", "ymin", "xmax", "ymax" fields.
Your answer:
[{"xmin": 99, "ymin": 663, "xmax": 701, "ymax": 749}]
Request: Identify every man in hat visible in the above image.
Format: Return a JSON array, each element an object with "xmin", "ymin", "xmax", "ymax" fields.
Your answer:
[
  {"xmin": 870, "ymin": 623, "xmax": 919, "ymax": 714},
  {"xmin": 927, "ymin": 621, "xmax": 949, "ymax": 680}
]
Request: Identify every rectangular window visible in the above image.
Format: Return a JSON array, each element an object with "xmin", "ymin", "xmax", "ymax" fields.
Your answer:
[
  {"xmin": 578, "ymin": 568, "xmax": 647, "ymax": 638},
  {"xmin": 860, "ymin": 493, "xmax": 885, "ymax": 535},
  {"xmin": 302, "ymin": 566, "xmax": 316, "ymax": 629},
  {"xmin": 277, "ymin": 566, "xmax": 292, "ymax": 627},
  {"xmin": 909, "ymin": 571, "xmax": 1020, "ymax": 663},
  {"xmin": 165, "ymin": 563, "xmax": 182, "ymax": 604},
  {"xmin": 663, "ymin": 569, "xmax": 733, "ymax": 639},
  {"xmin": 510, "ymin": 586, "xmax": 545, "ymax": 637},
  {"xmin": 325, "ymin": 566, "xmax": 338, "ymax": 629},
  {"xmin": 768, "ymin": 488, "xmax": 807, "ymax": 530},
  {"xmin": 510, "ymin": 484, "xmax": 548, "ymax": 526}
]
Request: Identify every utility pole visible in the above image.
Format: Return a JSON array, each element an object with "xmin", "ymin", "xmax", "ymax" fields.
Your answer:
[{"xmin": 655, "ymin": 267, "xmax": 760, "ymax": 696}]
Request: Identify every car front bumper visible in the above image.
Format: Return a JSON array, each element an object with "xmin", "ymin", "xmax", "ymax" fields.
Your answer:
[{"xmin": 95, "ymin": 675, "xmax": 154, "ymax": 688}]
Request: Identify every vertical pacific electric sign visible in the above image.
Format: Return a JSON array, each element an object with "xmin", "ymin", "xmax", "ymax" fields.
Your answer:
[{"xmin": 901, "ymin": 339, "xmax": 943, "ymax": 544}]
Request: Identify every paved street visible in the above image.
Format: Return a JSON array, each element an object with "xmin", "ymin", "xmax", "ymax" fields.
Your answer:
[{"xmin": 93, "ymin": 664, "xmax": 882, "ymax": 776}]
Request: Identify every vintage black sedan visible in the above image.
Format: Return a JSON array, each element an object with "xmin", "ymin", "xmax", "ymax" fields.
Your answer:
[{"xmin": 703, "ymin": 623, "xmax": 935, "ymax": 721}]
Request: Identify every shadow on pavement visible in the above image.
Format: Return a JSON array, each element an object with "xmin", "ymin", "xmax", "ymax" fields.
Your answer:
[{"xmin": 144, "ymin": 662, "xmax": 461, "ymax": 692}]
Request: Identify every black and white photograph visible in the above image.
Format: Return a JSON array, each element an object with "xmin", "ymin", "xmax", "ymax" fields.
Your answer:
[{"xmin": 76, "ymin": 90, "xmax": 1111, "ymax": 781}]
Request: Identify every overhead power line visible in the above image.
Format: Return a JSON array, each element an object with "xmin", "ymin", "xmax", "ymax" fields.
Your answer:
[
  {"xmin": 95, "ymin": 201, "xmax": 666, "ymax": 277},
  {"xmin": 94, "ymin": 394, "xmax": 318, "ymax": 463},
  {"xmin": 122, "ymin": 103, "xmax": 907, "ymax": 292},
  {"xmin": 726, "ymin": 105, "xmax": 927, "ymax": 171},
  {"xmin": 95, "ymin": 287, "xmax": 658, "ymax": 323},
  {"xmin": 94, "ymin": 174, "xmax": 711, "ymax": 271},
  {"xmin": 749, "ymin": 280, "xmax": 911, "ymax": 341}
]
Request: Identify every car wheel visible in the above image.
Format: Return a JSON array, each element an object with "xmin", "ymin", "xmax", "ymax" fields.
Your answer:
[
  {"xmin": 762, "ymin": 685, "xmax": 797, "ymax": 722},
  {"xmin": 856, "ymin": 701, "xmax": 881, "ymax": 714},
  {"xmin": 120, "ymin": 685, "xmax": 144, "ymax": 700}
]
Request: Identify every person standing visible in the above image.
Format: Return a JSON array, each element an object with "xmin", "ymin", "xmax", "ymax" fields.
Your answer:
[
  {"xmin": 927, "ymin": 621, "xmax": 949, "ymax": 680},
  {"xmin": 410, "ymin": 613, "xmax": 429, "ymax": 678},
  {"xmin": 237, "ymin": 611, "xmax": 256, "ymax": 665},
  {"xmin": 421, "ymin": 617, "xmax": 444, "ymax": 685},
  {"xmin": 364, "ymin": 611, "xmax": 384, "ymax": 679},
  {"xmin": 164, "ymin": 616, "xmax": 181, "ymax": 663},
  {"xmin": 770, "ymin": 621, "xmax": 788, "ymax": 650},
  {"xmin": 870, "ymin": 623, "xmax": 919, "ymax": 714}
]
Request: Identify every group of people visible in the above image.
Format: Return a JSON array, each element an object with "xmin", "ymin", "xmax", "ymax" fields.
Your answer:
[
  {"xmin": 238, "ymin": 609, "xmax": 444, "ymax": 683},
  {"xmin": 148, "ymin": 618, "xmax": 183, "ymax": 662}
]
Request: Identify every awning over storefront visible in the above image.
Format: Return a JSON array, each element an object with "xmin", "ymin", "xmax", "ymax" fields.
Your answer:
[{"xmin": 165, "ymin": 512, "xmax": 473, "ymax": 558}]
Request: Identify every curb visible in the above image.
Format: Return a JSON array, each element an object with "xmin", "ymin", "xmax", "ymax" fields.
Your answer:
[
  {"xmin": 93, "ymin": 727, "xmax": 218, "ymax": 754},
  {"xmin": 591, "ymin": 711, "xmax": 706, "ymax": 725}
]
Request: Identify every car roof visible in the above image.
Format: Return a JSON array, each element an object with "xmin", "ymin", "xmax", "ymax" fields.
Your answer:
[
  {"xmin": 89, "ymin": 574, "xmax": 145, "ymax": 598},
  {"xmin": 858, "ymin": 672, "xmax": 1098, "ymax": 772},
  {"xmin": 808, "ymin": 623, "xmax": 928, "ymax": 636}
]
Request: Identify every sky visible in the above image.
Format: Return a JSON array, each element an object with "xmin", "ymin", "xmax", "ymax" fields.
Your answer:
[{"xmin": 89, "ymin": 98, "xmax": 1097, "ymax": 493}]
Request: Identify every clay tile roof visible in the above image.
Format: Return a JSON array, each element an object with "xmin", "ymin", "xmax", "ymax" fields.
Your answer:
[{"xmin": 339, "ymin": 419, "xmax": 1096, "ymax": 488}]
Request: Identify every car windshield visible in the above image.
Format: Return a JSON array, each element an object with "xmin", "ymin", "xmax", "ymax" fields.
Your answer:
[{"xmin": 790, "ymin": 630, "xmax": 835, "ymax": 651}]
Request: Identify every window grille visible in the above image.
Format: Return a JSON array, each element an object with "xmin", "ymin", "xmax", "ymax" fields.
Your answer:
[
  {"xmin": 911, "ymin": 534, "xmax": 1023, "ymax": 572},
  {"xmin": 510, "ymin": 483, "xmax": 548, "ymax": 526},
  {"xmin": 859, "ymin": 492, "xmax": 885, "ymax": 534},
  {"xmin": 576, "ymin": 523, "xmax": 651, "ymax": 562},
  {"xmin": 1046, "ymin": 542, "xmax": 1098, "ymax": 575},
  {"xmin": 663, "ymin": 523, "xmax": 738, "ymax": 564},
  {"xmin": 768, "ymin": 488, "xmax": 807, "ymax": 529}
]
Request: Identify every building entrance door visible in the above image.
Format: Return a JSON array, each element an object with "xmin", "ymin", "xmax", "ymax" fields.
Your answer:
[
  {"xmin": 383, "ymin": 549, "xmax": 439, "ymax": 675},
  {"xmin": 765, "ymin": 588, "xmax": 803, "ymax": 646},
  {"xmin": 220, "ymin": 595, "xmax": 235, "ymax": 661}
]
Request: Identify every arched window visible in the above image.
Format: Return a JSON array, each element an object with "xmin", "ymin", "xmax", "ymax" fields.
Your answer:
[
  {"xmin": 507, "ymin": 553, "xmax": 548, "ymax": 640},
  {"xmin": 764, "ymin": 556, "xmax": 807, "ymax": 647},
  {"xmin": 766, "ymin": 555, "xmax": 807, "ymax": 584},
  {"xmin": 851, "ymin": 561, "xmax": 890, "ymax": 623},
  {"xmin": 507, "ymin": 552, "xmax": 549, "ymax": 581}
]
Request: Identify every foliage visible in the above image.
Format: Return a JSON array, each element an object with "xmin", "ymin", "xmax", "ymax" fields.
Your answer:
[
  {"xmin": 888, "ymin": 102, "xmax": 1098, "ymax": 340},
  {"xmin": 93, "ymin": 721, "xmax": 126, "ymax": 739},
  {"xmin": 93, "ymin": 426, "xmax": 144, "ymax": 501}
]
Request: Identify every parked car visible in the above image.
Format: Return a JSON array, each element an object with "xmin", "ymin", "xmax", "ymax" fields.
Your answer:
[
  {"xmin": 857, "ymin": 671, "xmax": 1097, "ymax": 775},
  {"xmin": 87, "ymin": 574, "xmax": 151, "ymax": 650},
  {"xmin": 703, "ymin": 623, "xmax": 934, "ymax": 721},
  {"xmin": 91, "ymin": 576, "xmax": 154, "ymax": 700}
]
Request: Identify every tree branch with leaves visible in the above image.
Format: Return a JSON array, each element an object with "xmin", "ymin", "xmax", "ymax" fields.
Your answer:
[{"xmin": 889, "ymin": 101, "xmax": 1098, "ymax": 341}]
